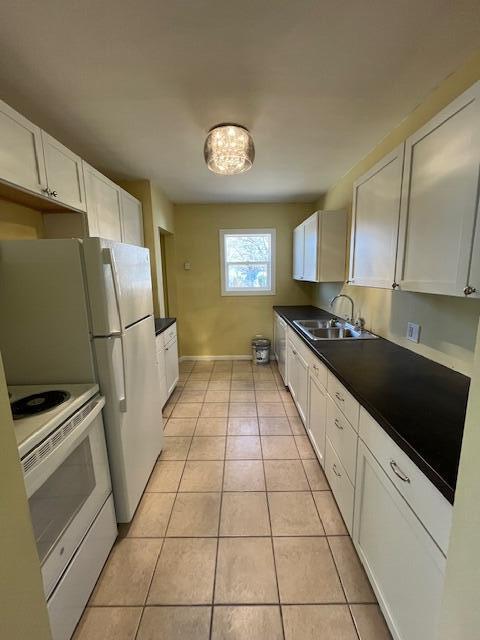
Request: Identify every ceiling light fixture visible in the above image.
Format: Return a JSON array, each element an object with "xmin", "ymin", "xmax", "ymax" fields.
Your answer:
[{"xmin": 204, "ymin": 123, "xmax": 255, "ymax": 175}]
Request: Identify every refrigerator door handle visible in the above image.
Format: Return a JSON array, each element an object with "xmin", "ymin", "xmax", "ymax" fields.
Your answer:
[
  {"xmin": 102, "ymin": 247, "xmax": 124, "ymax": 331},
  {"xmin": 103, "ymin": 248, "xmax": 127, "ymax": 413},
  {"xmin": 112, "ymin": 334, "xmax": 128, "ymax": 413}
]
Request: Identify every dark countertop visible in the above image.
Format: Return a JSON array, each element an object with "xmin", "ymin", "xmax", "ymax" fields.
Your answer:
[
  {"xmin": 274, "ymin": 305, "xmax": 470, "ymax": 504},
  {"xmin": 154, "ymin": 317, "xmax": 176, "ymax": 336}
]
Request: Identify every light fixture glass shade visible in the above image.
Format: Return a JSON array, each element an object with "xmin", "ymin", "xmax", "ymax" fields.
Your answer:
[{"xmin": 204, "ymin": 124, "xmax": 254, "ymax": 175}]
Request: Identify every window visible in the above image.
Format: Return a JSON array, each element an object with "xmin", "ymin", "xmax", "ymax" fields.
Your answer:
[{"xmin": 220, "ymin": 229, "xmax": 276, "ymax": 296}]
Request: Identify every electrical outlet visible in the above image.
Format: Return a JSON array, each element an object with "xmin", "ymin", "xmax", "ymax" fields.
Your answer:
[{"xmin": 407, "ymin": 322, "xmax": 420, "ymax": 343}]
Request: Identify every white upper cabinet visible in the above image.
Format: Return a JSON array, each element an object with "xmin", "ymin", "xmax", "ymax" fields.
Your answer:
[
  {"xmin": 396, "ymin": 81, "xmax": 480, "ymax": 298},
  {"xmin": 349, "ymin": 144, "xmax": 404, "ymax": 289},
  {"xmin": 41, "ymin": 132, "xmax": 86, "ymax": 212},
  {"xmin": 293, "ymin": 210, "xmax": 346, "ymax": 282},
  {"xmin": 303, "ymin": 212, "xmax": 319, "ymax": 281},
  {"xmin": 120, "ymin": 191, "xmax": 144, "ymax": 246},
  {"xmin": 0, "ymin": 100, "xmax": 47, "ymax": 196},
  {"xmin": 292, "ymin": 225, "xmax": 304, "ymax": 279},
  {"xmin": 84, "ymin": 163, "xmax": 122, "ymax": 241}
]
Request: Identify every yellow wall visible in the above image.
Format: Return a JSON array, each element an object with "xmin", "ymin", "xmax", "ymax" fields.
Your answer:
[
  {"xmin": 120, "ymin": 180, "xmax": 174, "ymax": 317},
  {"xmin": 0, "ymin": 354, "xmax": 52, "ymax": 639},
  {"xmin": 0, "ymin": 199, "xmax": 44, "ymax": 239},
  {"xmin": 311, "ymin": 51, "xmax": 480, "ymax": 376},
  {"xmin": 169, "ymin": 203, "xmax": 313, "ymax": 356}
]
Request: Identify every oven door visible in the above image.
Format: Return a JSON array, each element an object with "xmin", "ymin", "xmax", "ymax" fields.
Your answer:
[{"xmin": 22, "ymin": 395, "xmax": 112, "ymax": 598}]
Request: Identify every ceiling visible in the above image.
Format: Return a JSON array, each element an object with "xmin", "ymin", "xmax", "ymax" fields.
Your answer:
[{"xmin": 0, "ymin": 1, "xmax": 479, "ymax": 203}]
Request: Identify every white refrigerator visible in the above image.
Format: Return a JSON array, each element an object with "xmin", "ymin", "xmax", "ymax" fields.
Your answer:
[{"xmin": 0, "ymin": 238, "xmax": 164, "ymax": 522}]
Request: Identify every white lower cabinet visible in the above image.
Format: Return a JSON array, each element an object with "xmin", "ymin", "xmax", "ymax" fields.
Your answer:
[
  {"xmin": 156, "ymin": 323, "xmax": 179, "ymax": 406},
  {"xmin": 279, "ymin": 317, "xmax": 449, "ymax": 640},
  {"xmin": 287, "ymin": 335, "xmax": 309, "ymax": 424},
  {"xmin": 155, "ymin": 334, "xmax": 168, "ymax": 408},
  {"xmin": 325, "ymin": 437, "xmax": 355, "ymax": 534},
  {"xmin": 307, "ymin": 372, "xmax": 327, "ymax": 467},
  {"xmin": 354, "ymin": 440, "xmax": 446, "ymax": 640},
  {"xmin": 165, "ymin": 336, "xmax": 179, "ymax": 397}
]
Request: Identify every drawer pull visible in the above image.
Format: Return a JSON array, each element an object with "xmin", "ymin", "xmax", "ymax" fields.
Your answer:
[
  {"xmin": 390, "ymin": 460, "xmax": 410, "ymax": 483},
  {"xmin": 334, "ymin": 418, "xmax": 343, "ymax": 430},
  {"xmin": 332, "ymin": 463, "xmax": 342, "ymax": 478},
  {"xmin": 335, "ymin": 391, "xmax": 345, "ymax": 402}
]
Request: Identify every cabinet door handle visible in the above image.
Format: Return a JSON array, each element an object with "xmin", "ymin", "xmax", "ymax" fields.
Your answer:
[
  {"xmin": 335, "ymin": 391, "xmax": 344, "ymax": 402},
  {"xmin": 332, "ymin": 463, "xmax": 342, "ymax": 478},
  {"xmin": 334, "ymin": 418, "xmax": 343, "ymax": 430},
  {"xmin": 313, "ymin": 364, "xmax": 318, "ymax": 371},
  {"xmin": 389, "ymin": 459, "xmax": 410, "ymax": 483},
  {"xmin": 41, "ymin": 187, "xmax": 50, "ymax": 195},
  {"xmin": 292, "ymin": 349, "xmax": 297, "ymax": 355},
  {"xmin": 464, "ymin": 286, "xmax": 476, "ymax": 296},
  {"xmin": 50, "ymin": 190, "xmax": 58, "ymax": 198}
]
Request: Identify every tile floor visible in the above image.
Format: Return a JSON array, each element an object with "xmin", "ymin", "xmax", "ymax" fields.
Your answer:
[{"xmin": 74, "ymin": 359, "xmax": 392, "ymax": 640}]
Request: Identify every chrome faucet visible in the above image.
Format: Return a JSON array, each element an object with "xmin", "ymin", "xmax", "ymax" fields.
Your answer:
[{"xmin": 330, "ymin": 294, "xmax": 354, "ymax": 323}]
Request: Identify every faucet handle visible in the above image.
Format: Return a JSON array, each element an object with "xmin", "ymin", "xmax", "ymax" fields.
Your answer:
[{"xmin": 354, "ymin": 317, "xmax": 365, "ymax": 330}]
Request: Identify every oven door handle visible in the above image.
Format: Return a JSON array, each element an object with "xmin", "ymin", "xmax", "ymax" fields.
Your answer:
[{"xmin": 22, "ymin": 396, "xmax": 105, "ymax": 498}]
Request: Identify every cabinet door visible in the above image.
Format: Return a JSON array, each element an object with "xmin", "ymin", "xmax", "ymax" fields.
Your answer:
[
  {"xmin": 308, "ymin": 373, "xmax": 327, "ymax": 466},
  {"xmin": 42, "ymin": 132, "xmax": 87, "ymax": 212},
  {"xmin": 396, "ymin": 81, "xmax": 480, "ymax": 297},
  {"xmin": 155, "ymin": 337, "xmax": 168, "ymax": 407},
  {"xmin": 0, "ymin": 100, "xmax": 47, "ymax": 195},
  {"xmin": 165, "ymin": 337, "xmax": 179, "ymax": 397},
  {"xmin": 292, "ymin": 224, "xmax": 305, "ymax": 280},
  {"xmin": 120, "ymin": 192, "xmax": 144, "ymax": 246},
  {"xmin": 295, "ymin": 349, "xmax": 309, "ymax": 424},
  {"xmin": 84, "ymin": 164, "xmax": 122, "ymax": 241},
  {"xmin": 349, "ymin": 145, "xmax": 404, "ymax": 289},
  {"xmin": 287, "ymin": 340, "xmax": 298, "ymax": 400},
  {"xmin": 303, "ymin": 212, "xmax": 319, "ymax": 282},
  {"xmin": 274, "ymin": 316, "xmax": 278, "ymax": 358},
  {"xmin": 354, "ymin": 441, "xmax": 446, "ymax": 640}
]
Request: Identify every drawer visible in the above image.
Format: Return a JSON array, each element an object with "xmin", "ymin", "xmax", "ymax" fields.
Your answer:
[
  {"xmin": 287, "ymin": 326, "xmax": 310, "ymax": 361},
  {"xmin": 326, "ymin": 395, "xmax": 358, "ymax": 484},
  {"xmin": 325, "ymin": 437, "xmax": 355, "ymax": 534},
  {"xmin": 308, "ymin": 353, "xmax": 328, "ymax": 388},
  {"xmin": 359, "ymin": 407, "xmax": 452, "ymax": 555},
  {"xmin": 327, "ymin": 372, "xmax": 359, "ymax": 430},
  {"xmin": 163, "ymin": 322, "xmax": 177, "ymax": 344}
]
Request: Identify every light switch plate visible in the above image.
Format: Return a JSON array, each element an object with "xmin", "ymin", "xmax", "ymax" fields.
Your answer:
[{"xmin": 407, "ymin": 322, "xmax": 420, "ymax": 343}]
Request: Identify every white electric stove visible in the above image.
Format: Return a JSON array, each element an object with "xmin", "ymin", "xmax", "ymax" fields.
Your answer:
[
  {"xmin": 8, "ymin": 382, "xmax": 117, "ymax": 640},
  {"xmin": 9, "ymin": 383, "xmax": 99, "ymax": 458}
]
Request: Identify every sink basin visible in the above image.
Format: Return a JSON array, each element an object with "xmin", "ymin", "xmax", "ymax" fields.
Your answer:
[
  {"xmin": 293, "ymin": 319, "xmax": 336, "ymax": 330},
  {"xmin": 293, "ymin": 319, "xmax": 378, "ymax": 341}
]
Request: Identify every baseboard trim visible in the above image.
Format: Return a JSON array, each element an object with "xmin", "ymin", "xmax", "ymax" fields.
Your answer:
[
  {"xmin": 179, "ymin": 355, "xmax": 252, "ymax": 362},
  {"xmin": 179, "ymin": 355, "xmax": 277, "ymax": 362}
]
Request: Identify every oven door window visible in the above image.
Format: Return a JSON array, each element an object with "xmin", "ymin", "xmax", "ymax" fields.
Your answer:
[{"xmin": 29, "ymin": 437, "xmax": 96, "ymax": 564}]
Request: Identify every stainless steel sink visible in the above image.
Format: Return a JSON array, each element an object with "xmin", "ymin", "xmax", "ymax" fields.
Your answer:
[
  {"xmin": 293, "ymin": 319, "xmax": 333, "ymax": 330},
  {"xmin": 293, "ymin": 319, "xmax": 378, "ymax": 341}
]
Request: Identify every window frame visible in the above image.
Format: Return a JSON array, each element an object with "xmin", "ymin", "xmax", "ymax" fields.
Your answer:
[{"xmin": 219, "ymin": 228, "xmax": 276, "ymax": 296}]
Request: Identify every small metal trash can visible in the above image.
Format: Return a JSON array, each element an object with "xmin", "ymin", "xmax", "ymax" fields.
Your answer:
[{"xmin": 252, "ymin": 336, "xmax": 271, "ymax": 365}]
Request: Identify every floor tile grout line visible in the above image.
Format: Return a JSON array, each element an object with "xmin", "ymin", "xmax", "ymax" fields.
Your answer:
[
  {"xmin": 88, "ymin": 600, "xmax": 378, "ymax": 609},
  {"xmin": 137, "ymin": 393, "xmax": 200, "ymax": 630},
  {"xmin": 208, "ymin": 400, "xmax": 229, "ymax": 640},
  {"xmin": 324, "ymin": 534, "xmax": 361, "ymax": 639},
  {"xmin": 259, "ymin": 426, "xmax": 286, "ymax": 640}
]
